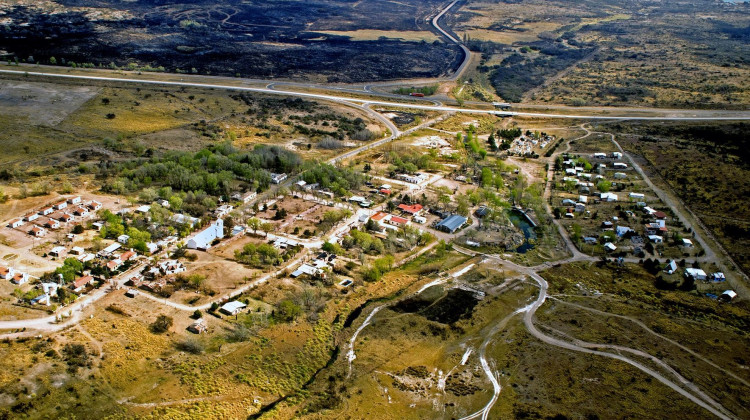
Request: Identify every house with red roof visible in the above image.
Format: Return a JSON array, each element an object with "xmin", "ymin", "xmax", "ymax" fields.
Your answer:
[
  {"xmin": 398, "ymin": 203, "xmax": 423, "ymax": 216},
  {"xmin": 71, "ymin": 275, "xmax": 94, "ymax": 293}
]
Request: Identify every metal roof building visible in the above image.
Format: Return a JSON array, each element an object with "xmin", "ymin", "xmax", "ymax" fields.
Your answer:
[{"xmin": 435, "ymin": 214, "xmax": 467, "ymax": 233}]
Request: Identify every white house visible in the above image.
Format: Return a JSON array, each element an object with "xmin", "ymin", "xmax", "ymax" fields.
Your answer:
[
  {"xmin": 67, "ymin": 196, "xmax": 82, "ymax": 205},
  {"xmin": 242, "ymin": 191, "xmax": 257, "ymax": 203},
  {"xmin": 611, "ymin": 152, "xmax": 623, "ymax": 159},
  {"xmin": 28, "ymin": 225, "xmax": 46, "ymax": 237},
  {"xmin": 578, "ymin": 195, "xmax": 588, "ymax": 203},
  {"xmin": 117, "ymin": 234, "xmax": 130, "ymax": 244},
  {"xmin": 604, "ymin": 242, "xmax": 617, "ymax": 252},
  {"xmin": 270, "ymin": 173, "xmax": 287, "ymax": 184},
  {"xmin": 215, "ymin": 204, "xmax": 234, "ymax": 218},
  {"xmin": 684, "ymin": 268, "xmax": 707, "ymax": 281},
  {"xmin": 681, "ymin": 238, "xmax": 693, "ymax": 248},
  {"xmin": 720, "ymin": 290, "xmax": 737, "ymax": 302},
  {"xmin": 187, "ymin": 219, "xmax": 224, "ymax": 250},
  {"xmin": 49, "ymin": 246, "xmax": 67, "ymax": 257},
  {"xmin": 629, "ymin": 192, "xmax": 645, "ymax": 200},
  {"xmin": 600, "ymin": 193, "xmax": 618, "ymax": 202},
  {"xmin": 664, "ymin": 260, "xmax": 678, "ymax": 275},
  {"xmin": 220, "ymin": 300, "xmax": 247, "ymax": 316},
  {"xmin": 399, "ymin": 173, "xmax": 429, "ymax": 184},
  {"xmin": 0, "ymin": 266, "xmax": 15, "ymax": 280},
  {"xmin": 53, "ymin": 201, "xmax": 68, "ymax": 210},
  {"xmin": 616, "ymin": 226, "xmax": 632, "ymax": 237},
  {"xmin": 648, "ymin": 235, "xmax": 663, "ymax": 243},
  {"xmin": 7, "ymin": 219, "xmax": 24, "ymax": 228},
  {"xmin": 575, "ymin": 203, "xmax": 586, "ymax": 213},
  {"xmin": 614, "ymin": 172, "xmax": 627, "ymax": 179},
  {"xmin": 593, "ymin": 153, "xmax": 607, "ymax": 159},
  {"xmin": 613, "ymin": 162, "xmax": 628, "ymax": 169},
  {"xmin": 12, "ymin": 272, "xmax": 29, "ymax": 285},
  {"xmin": 172, "ymin": 213, "xmax": 199, "ymax": 227},
  {"xmin": 100, "ymin": 242, "xmax": 121, "ymax": 256}
]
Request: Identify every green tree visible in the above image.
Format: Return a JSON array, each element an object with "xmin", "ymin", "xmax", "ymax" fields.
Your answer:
[
  {"xmin": 276, "ymin": 300, "xmax": 301, "ymax": 322},
  {"xmin": 150, "ymin": 315, "xmax": 174, "ymax": 334}
]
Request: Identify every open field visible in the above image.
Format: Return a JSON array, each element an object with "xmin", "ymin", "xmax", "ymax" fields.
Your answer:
[
  {"xmin": 0, "ymin": 77, "xmax": 385, "ymax": 169},
  {"xmin": 454, "ymin": 0, "xmax": 750, "ymax": 107}
]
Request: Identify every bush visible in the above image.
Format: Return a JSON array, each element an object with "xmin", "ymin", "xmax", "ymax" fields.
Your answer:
[
  {"xmin": 176, "ymin": 338, "xmax": 204, "ymax": 354},
  {"xmin": 150, "ymin": 315, "xmax": 173, "ymax": 334},
  {"xmin": 276, "ymin": 299, "xmax": 302, "ymax": 322},
  {"xmin": 72, "ymin": 224, "xmax": 85, "ymax": 234},
  {"xmin": 192, "ymin": 309, "xmax": 202, "ymax": 319}
]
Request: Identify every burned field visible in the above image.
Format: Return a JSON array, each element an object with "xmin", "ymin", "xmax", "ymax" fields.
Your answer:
[{"xmin": 0, "ymin": 0, "xmax": 462, "ymax": 82}]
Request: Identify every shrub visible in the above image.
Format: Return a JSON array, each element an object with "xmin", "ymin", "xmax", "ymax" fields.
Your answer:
[
  {"xmin": 176, "ymin": 338, "xmax": 204, "ymax": 354},
  {"xmin": 150, "ymin": 315, "xmax": 173, "ymax": 334}
]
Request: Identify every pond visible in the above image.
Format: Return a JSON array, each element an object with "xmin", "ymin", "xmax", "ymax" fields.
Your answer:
[{"xmin": 508, "ymin": 209, "xmax": 537, "ymax": 253}]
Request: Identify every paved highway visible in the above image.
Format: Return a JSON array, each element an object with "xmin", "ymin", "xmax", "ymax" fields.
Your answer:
[{"xmin": 2, "ymin": 69, "xmax": 748, "ymax": 121}]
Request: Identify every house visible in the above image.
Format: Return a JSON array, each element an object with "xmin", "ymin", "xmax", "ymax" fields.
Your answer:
[
  {"xmin": 159, "ymin": 260, "xmax": 185, "ymax": 275},
  {"xmin": 67, "ymin": 196, "xmax": 82, "ymax": 205},
  {"xmin": 600, "ymin": 193, "xmax": 618, "ymax": 202},
  {"xmin": 615, "ymin": 226, "xmax": 633, "ymax": 237},
  {"xmin": 370, "ymin": 212, "xmax": 389, "ymax": 223},
  {"xmin": 399, "ymin": 173, "xmax": 429, "ymax": 184},
  {"xmin": 42, "ymin": 218, "xmax": 60, "ymax": 229},
  {"xmin": 241, "ymin": 191, "xmax": 257, "ymax": 203},
  {"xmin": 613, "ymin": 162, "xmax": 628, "ymax": 169},
  {"xmin": 379, "ymin": 188, "xmax": 391, "ymax": 195},
  {"xmin": 231, "ymin": 225, "xmax": 245, "ymax": 236},
  {"xmin": 270, "ymin": 173, "xmax": 287, "ymax": 184},
  {"xmin": 146, "ymin": 242, "xmax": 159, "ymax": 254},
  {"xmin": 71, "ymin": 275, "xmax": 94, "ymax": 293},
  {"xmin": 120, "ymin": 250, "xmax": 137, "ymax": 262},
  {"xmin": 684, "ymin": 268, "xmax": 707, "ymax": 281},
  {"xmin": 398, "ymin": 203, "xmax": 423, "ymax": 216},
  {"xmin": 614, "ymin": 172, "xmax": 627, "ymax": 179},
  {"xmin": 7, "ymin": 218, "xmax": 24, "ymax": 228},
  {"xmin": 645, "ymin": 223, "xmax": 668, "ymax": 236},
  {"xmin": 87, "ymin": 200, "xmax": 102, "ymax": 211},
  {"xmin": 72, "ymin": 206, "xmax": 89, "ymax": 217},
  {"xmin": 711, "ymin": 272, "xmax": 726, "ymax": 282},
  {"xmin": 578, "ymin": 195, "xmax": 588, "ymax": 204},
  {"xmin": 565, "ymin": 168, "xmax": 577, "ymax": 176},
  {"xmin": 388, "ymin": 216, "xmax": 410, "ymax": 227},
  {"xmin": 719, "ymin": 290, "xmax": 737, "ymax": 302},
  {"xmin": 564, "ymin": 211, "xmax": 575, "ymax": 218},
  {"xmin": 117, "ymin": 234, "xmax": 130, "ymax": 245},
  {"xmin": 106, "ymin": 259, "xmax": 122, "ymax": 271},
  {"xmin": 220, "ymin": 301, "xmax": 247, "ymax": 316},
  {"xmin": 172, "ymin": 213, "xmax": 199, "ymax": 227},
  {"xmin": 601, "ymin": 221, "xmax": 614, "ymax": 229},
  {"xmin": 215, "ymin": 204, "xmax": 234, "ymax": 218},
  {"xmin": 54, "ymin": 212, "xmax": 74, "ymax": 223},
  {"xmin": 125, "ymin": 289, "xmax": 139, "ymax": 298},
  {"xmin": 24, "ymin": 213, "xmax": 39, "ymax": 222},
  {"xmin": 629, "ymin": 193, "xmax": 645, "ymax": 200},
  {"xmin": 92, "ymin": 222, "xmax": 104, "ymax": 231},
  {"xmin": 583, "ymin": 237, "xmax": 598, "ymax": 245},
  {"xmin": 31, "ymin": 294, "xmax": 50, "ymax": 306},
  {"xmin": 604, "ymin": 242, "xmax": 617, "ymax": 252},
  {"xmin": 648, "ymin": 235, "xmax": 663, "ymax": 243},
  {"xmin": 49, "ymin": 246, "xmax": 67, "ymax": 257},
  {"xmin": 611, "ymin": 152, "xmax": 623, "ymax": 159},
  {"xmin": 653, "ymin": 211, "xmax": 668, "ymax": 221},
  {"xmin": 39, "ymin": 206, "xmax": 55, "ymax": 216},
  {"xmin": 561, "ymin": 199, "xmax": 576, "ymax": 206},
  {"xmin": 156, "ymin": 199, "xmax": 170, "ymax": 208},
  {"xmin": 291, "ymin": 263, "xmax": 321, "ymax": 278},
  {"xmin": 53, "ymin": 201, "xmax": 68, "ymax": 210},
  {"xmin": 575, "ymin": 203, "xmax": 586, "ymax": 213},
  {"xmin": 681, "ymin": 238, "xmax": 693, "ymax": 248},
  {"xmin": 435, "ymin": 214, "xmax": 468, "ymax": 234},
  {"xmin": 136, "ymin": 205, "xmax": 151, "ymax": 214},
  {"xmin": 295, "ymin": 180, "xmax": 307, "ymax": 189},
  {"xmin": 78, "ymin": 253, "xmax": 95, "ymax": 263},
  {"xmin": 187, "ymin": 219, "xmax": 224, "ymax": 250},
  {"xmin": 28, "ymin": 225, "xmax": 46, "ymax": 237},
  {"xmin": 664, "ymin": 260, "xmax": 678, "ymax": 275},
  {"xmin": 593, "ymin": 153, "xmax": 607, "ymax": 159},
  {"xmin": 188, "ymin": 318, "xmax": 208, "ymax": 334},
  {"xmin": 70, "ymin": 246, "xmax": 85, "ymax": 255},
  {"xmin": 0, "ymin": 266, "xmax": 13, "ymax": 280},
  {"xmin": 12, "ymin": 271, "xmax": 29, "ymax": 285},
  {"xmin": 413, "ymin": 216, "xmax": 427, "ymax": 224},
  {"xmin": 475, "ymin": 206, "xmax": 491, "ymax": 218},
  {"xmin": 100, "ymin": 242, "xmax": 121, "ymax": 256}
]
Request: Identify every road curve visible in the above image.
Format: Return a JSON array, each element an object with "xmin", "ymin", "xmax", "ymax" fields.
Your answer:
[
  {"xmin": 3, "ymin": 70, "xmax": 748, "ymax": 121},
  {"xmin": 431, "ymin": 0, "xmax": 472, "ymax": 81}
]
